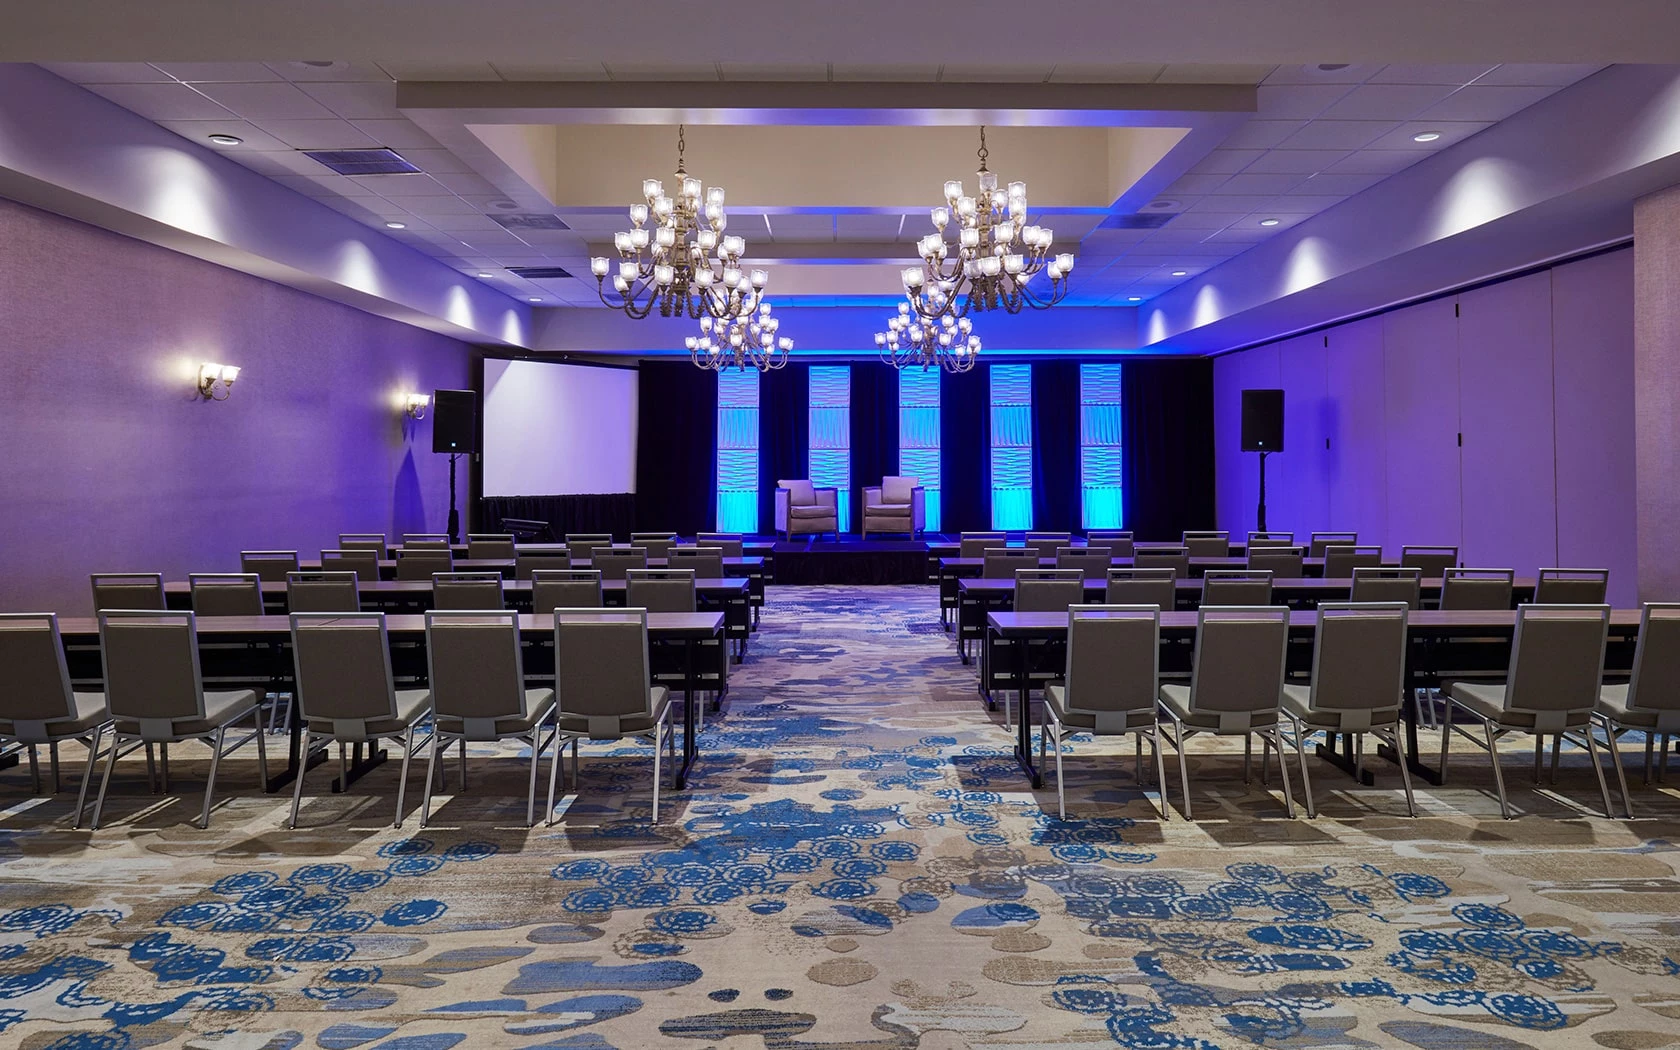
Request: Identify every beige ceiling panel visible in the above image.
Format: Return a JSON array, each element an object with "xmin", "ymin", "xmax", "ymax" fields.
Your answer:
[
  {"xmin": 940, "ymin": 65, "xmax": 1052, "ymax": 83},
  {"xmin": 1158, "ymin": 64, "xmax": 1277, "ymax": 85},
  {"xmin": 375, "ymin": 61, "xmax": 502, "ymax": 81},
  {"xmin": 602, "ymin": 63, "xmax": 721, "ymax": 81},
  {"xmin": 1048, "ymin": 64, "xmax": 1164, "ymax": 83},
  {"xmin": 717, "ymin": 64, "xmax": 830, "ymax": 81},
  {"xmin": 835, "ymin": 214, "xmax": 904, "ymax": 240},
  {"xmin": 830, "ymin": 64, "xmax": 940, "ymax": 82},
  {"xmin": 490, "ymin": 61, "xmax": 610, "ymax": 81},
  {"xmin": 761, "ymin": 265, "xmax": 907, "ymax": 297}
]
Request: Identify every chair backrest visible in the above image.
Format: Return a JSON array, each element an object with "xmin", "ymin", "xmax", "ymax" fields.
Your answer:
[
  {"xmin": 554, "ymin": 608, "xmax": 655, "ymax": 733},
  {"xmin": 1201, "ymin": 570, "xmax": 1274, "ymax": 607},
  {"xmin": 669, "ymin": 547, "xmax": 725, "ymax": 580},
  {"xmin": 240, "ymin": 550, "xmax": 300, "ymax": 582},
  {"xmin": 338, "ymin": 533, "xmax": 388, "ymax": 559},
  {"xmin": 1399, "ymin": 545, "xmax": 1459, "ymax": 579},
  {"xmin": 1134, "ymin": 547, "xmax": 1190, "ymax": 577},
  {"xmin": 532, "ymin": 569, "xmax": 604, "ymax": 613},
  {"xmin": 1105, "ymin": 568, "xmax": 1177, "ymax": 610},
  {"xmin": 1014, "ymin": 568, "xmax": 1086, "ymax": 613},
  {"xmin": 626, "ymin": 568, "xmax": 697, "ymax": 613},
  {"xmin": 1306, "ymin": 602, "xmax": 1409, "ymax": 722},
  {"xmin": 1063, "ymin": 605, "xmax": 1161, "ymax": 723},
  {"xmin": 1323, "ymin": 544, "xmax": 1385, "ymax": 579},
  {"xmin": 1503, "ymin": 604, "xmax": 1611, "ymax": 727},
  {"xmin": 0, "ymin": 613, "xmax": 77, "ymax": 727},
  {"xmin": 1023, "ymin": 532, "xmax": 1072, "ymax": 559},
  {"xmin": 983, "ymin": 547, "xmax": 1040, "ymax": 579},
  {"xmin": 90, "ymin": 573, "xmax": 165, "ymax": 612},
  {"xmin": 1439, "ymin": 568, "xmax": 1514, "ymax": 611},
  {"xmin": 696, "ymin": 533, "xmax": 745, "ymax": 557},
  {"xmin": 1247, "ymin": 531, "xmax": 1295, "ymax": 549},
  {"xmin": 1182, "ymin": 531, "xmax": 1230, "ymax": 558},
  {"xmin": 516, "ymin": 552, "xmax": 573, "ymax": 580},
  {"xmin": 395, "ymin": 547, "xmax": 453, "ymax": 581},
  {"xmin": 959, "ymin": 532, "xmax": 1007, "ymax": 559},
  {"xmin": 402, "ymin": 534, "xmax": 452, "ymax": 551},
  {"xmin": 1247, "ymin": 546, "xmax": 1304, "ymax": 578},
  {"xmin": 1085, "ymin": 530, "xmax": 1135, "ymax": 558},
  {"xmin": 189, "ymin": 573, "xmax": 265, "ymax": 617},
  {"xmin": 1309, "ymin": 532, "xmax": 1359, "ymax": 558},
  {"xmin": 777, "ymin": 479, "xmax": 816, "ymax": 506},
  {"xmin": 321, "ymin": 549, "xmax": 380, "ymax": 582},
  {"xmin": 99, "ymin": 610, "xmax": 206, "ymax": 726},
  {"xmin": 631, "ymin": 533, "xmax": 679, "ymax": 560},
  {"xmin": 1350, "ymin": 566, "xmax": 1423, "ymax": 609},
  {"xmin": 1535, "ymin": 568, "xmax": 1610, "ymax": 605},
  {"xmin": 881, "ymin": 476, "xmax": 918, "ymax": 504},
  {"xmin": 566, "ymin": 536, "xmax": 612, "ymax": 563},
  {"xmin": 1187, "ymin": 606, "xmax": 1292, "ymax": 724},
  {"xmin": 594, "ymin": 547, "xmax": 649, "ymax": 581},
  {"xmin": 1627, "ymin": 604, "xmax": 1680, "ymax": 720},
  {"xmin": 432, "ymin": 571, "xmax": 504, "ymax": 610},
  {"xmin": 289, "ymin": 612, "xmax": 399, "ymax": 728},
  {"xmin": 466, "ymin": 533, "xmax": 516, "ymax": 559},
  {"xmin": 426, "ymin": 610, "xmax": 529, "ymax": 729},
  {"xmin": 1055, "ymin": 548, "xmax": 1113, "ymax": 577},
  {"xmin": 285, "ymin": 570, "xmax": 361, "ymax": 613}
]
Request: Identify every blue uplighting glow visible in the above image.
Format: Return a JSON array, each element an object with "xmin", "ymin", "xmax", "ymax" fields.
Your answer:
[
  {"xmin": 716, "ymin": 369, "xmax": 760, "ymax": 532},
  {"xmin": 1080, "ymin": 363, "xmax": 1124, "ymax": 528},
  {"xmin": 990, "ymin": 364, "xmax": 1033, "ymax": 530},
  {"xmin": 809, "ymin": 366, "xmax": 852, "ymax": 533},
  {"xmin": 897, "ymin": 368, "xmax": 941, "ymax": 532}
]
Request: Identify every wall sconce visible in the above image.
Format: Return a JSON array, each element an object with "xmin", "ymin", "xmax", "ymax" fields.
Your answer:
[
  {"xmin": 403, "ymin": 393, "xmax": 431, "ymax": 419},
  {"xmin": 197, "ymin": 363, "xmax": 240, "ymax": 401}
]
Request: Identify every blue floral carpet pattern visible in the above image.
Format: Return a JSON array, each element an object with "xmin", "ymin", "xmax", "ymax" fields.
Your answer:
[{"xmin": 3, "ymin": 585, "xmax": 1679, "ymax": 1049}]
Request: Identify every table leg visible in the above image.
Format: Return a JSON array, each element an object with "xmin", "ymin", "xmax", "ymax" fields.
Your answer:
[
  {"xmin": 332, "ymin": 742, "xmax": 388, "ymax": 792},
  {"xmin": 674, "ymin": 636, "xmax": 698, "ymax": 790},
  {"xmin": 1011, "ymin": 629, "xmax": 1042, "ymax": 788},
  {"xmin": 1376, "ymin": 690, "xmax": 1447, "ymax": 785},
  {"xmin": 1315, "ymin": 731, "xmax": 1376, "ymax": 786}
]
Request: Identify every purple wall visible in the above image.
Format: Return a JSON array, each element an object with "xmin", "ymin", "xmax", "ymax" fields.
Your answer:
[{"xmin": 0, "ymin": 196, "xmax": 472, "ymax": 614}]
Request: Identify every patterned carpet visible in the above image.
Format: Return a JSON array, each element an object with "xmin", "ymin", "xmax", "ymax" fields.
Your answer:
[{"xmin": 3, "ymin": 585, "xmax": 1680, "ymax": 1049}]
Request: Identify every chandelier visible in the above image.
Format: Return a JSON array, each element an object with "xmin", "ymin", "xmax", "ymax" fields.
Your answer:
[
  {"xmin": 875, "ymin": 303, "xmax": 980, "ymax": 373},
  {"xmin": 901, "ymin": 126, "xmax": 1076, "ymax": 320},
  {"xmin": 686, "ymin": 302, "xmax": 792, "ymax": 372},
  {"xmin": 588, "ymin": 125, "xmax": 766, "ymax": 321}
]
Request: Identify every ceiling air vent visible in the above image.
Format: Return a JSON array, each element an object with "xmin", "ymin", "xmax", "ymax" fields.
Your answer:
[
  {"xmin": 490, "ymin": 213, "xmax": 571, "ymax": 231},
  {"xmin": 506, "ymin": 266, "xmax": 575, "ymax": 280},
  {"xmin": 1098, "ymin": 212, "xmax": 1177, "ymax": 230},
  {"xmin": 301, "ymin": 148, "xmax": 421, "ymax": 176}
]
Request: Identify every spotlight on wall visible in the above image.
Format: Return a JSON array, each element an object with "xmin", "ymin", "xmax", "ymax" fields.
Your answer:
[
  {"xmin": 197, "ymin": 363, "xmax": 240, "ymax": 401},
  {"xmin": 403, "ymin": 393, "xmax": 431, "ymax": 419}
]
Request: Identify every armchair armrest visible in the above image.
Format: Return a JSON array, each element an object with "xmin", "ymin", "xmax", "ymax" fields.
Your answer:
[
  {"xmin": 863, "ymin": 485, "xmax": 884, "ymax": 510},
  {"xmin": 815, "ymin": 487, "xmax": 839, "ymax": 510},
  {"xmin": 774, "ymin": 487, "xmax": 792, "ymax": 531},
  {"xmin": 911, "ymin": 486, "xmax": 926, "ymax": 530}
]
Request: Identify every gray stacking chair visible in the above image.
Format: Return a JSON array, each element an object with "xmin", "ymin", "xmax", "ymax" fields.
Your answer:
[
  {"xmin": 421, "ymin": 610, "xmax": 559, "ymax": 828},
  {"xmin": 338, "ymin": 533, "xmax": 388, "ymax": 559},
  {"xmin": 669, "ymin": 546, "xmax": 725, "ymax": 580},
  {"xmin": 631, "ymin": 533, "xmax": 680, "ymax": 560},
  {"xmin": 0, "ymin": 613, "xmax": 110, "ymax": 822},
  {"xmin": 395, "ymin": 547, "xmax": 452, "ymax": 581},
  {"xmin": 189, "ymin": 574, "xmax": 265, "ymax": 617},
  {"xmin": 1596, "ymin": 603, "xmax": 1680, "ymax": 805},
  {"xmin": 1281, "ymin": 603, "xmax": 1417, "ymax": 818},
  {"xmin": 1351, "ymin": 566, "xmax": 1423, "ymax": 609},
  {"xmin": 1400, "ymin": 545, "xmax": 1459, "ymax": 580},
  {"xmin": 1440, "ymin": 568, "xmax": 1515, "ymax": 610},
  {"xmin": 1040, "ymin": 605, "xmax": 1169, "ymax": 820},
  {"xmin": 516, "ymin": 552, "xmax": 572, "ymax": 580},
  {"xmin": 1324, "ymin": 545, "xmax": 1385, "ymax": 579},
  {"xmin": 1135, "ymin": 546, "xmax": 1191, "ymax": 578},
  {"xmin": 1024, "ymin": 532, "xmax": 1073, "ymax": 559},
  {"xmin": 1157, "ymin": 606, "xmax": 1296, "ymax": 819},
  {"xmin": 1055, "ymin": 547, "xmax": 1113, "ymax": 578},
  {"xmin": 1309, "ymin": 532, "xmax": 1359, "ymax": 559},
  {"xmin": 565, "ymin": 535, "xmax": 614, "ymax": 564},
  {"xmin": 285, "ymin": 571, "xmax": 360, "ymax": 613},
  {"xmin": 549, "ymin": 608, "xmax": 677, "ymax": 822},
  {"xmin": 1535, "ymin": 568, "xmax": 1611, "ymax": 605},
  {"xmin": 287, "ymin": 612, "xmax": 431, "ymax": 828},
  {"xmin": 240, "ymin": 551, "xmax": 299, "ymax": 583},
  {"xmin": 626, "ymin": 568, "xmax": 697, "ymax": 613},
  {"xmin": 1248, "ymin": 545, "xmax": 1305, "ymax": 579},
  {"xmin": 959, "ymin": 532, "xmax": 1007, "ymax": 559},
  {"xmin": 321, "ymin": 549, "xmax": 380, "ymax": 582},
  {"xmin": 402, "ymin": 533, "xmax": 452, "ymax": 550},
  {"xmin": 1105, "ymin": 568, "xmax": 1178, "ymax": 610},
  {"xmin": 432, "ymin": 571, "xmax": 505, "ymax": 611},
  {"xmin": 1182, "ymin": 531, "xmax": 1230, "ymax": 558},
  {"xmin": 983, "ymin": 547, "xmax": 1040, "ymax": 579},
  {"xmin": 466, "ymin": 533, "xmax": 517, "ymax": 559},
  {"xmin": 1086, "ymin": 530, "xmax": 1135, "ymax": 558},
  {"xmin": 90, "ymin": 573, "xmax": 165, "ymax": 612},
  {"xmin": 594, "ymin": 547, "xmax": 648, "ymax": 581},
  {"xmin": 696, "ymin": 533, "xmax": 745, "ymax": 557},
  {"xmin": 1247, "ymin": 531, "xmax": 1296, "ymax": 549},
  {"xmin": 532, "ymin": 569, "xmax": 603, "ymax": 614},
  {"xmin": 1000, "ymin": 569, "xmax": 1087, "ymax": 728},
  {"xmin": 1442, "ymin": 604, "xmax": 1615, "ymax": 819},
  {"xmin": 92, "ymin": 611, "xmax": 268, "ymax": 829},
  {"xmin": 1202, "ymin": 569, "xmax": 1275, "ymax": 607}
]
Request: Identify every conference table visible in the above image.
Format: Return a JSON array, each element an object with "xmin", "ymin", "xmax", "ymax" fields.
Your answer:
[
  {"xmin": 52, "ymin": 611, "xmax": 725, "ymax": 793},
  {"xmin": 982, "ymin": 608, "xmax": 1642, "ymax": 791}
]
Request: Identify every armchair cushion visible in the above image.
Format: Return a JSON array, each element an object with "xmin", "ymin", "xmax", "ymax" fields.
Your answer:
[
  {"xmin": 882, "ymin": 476, "xmax": 917, "ymax": 504},
  {"xmin": 780, "ymin": 479, "xmax": 816, "ymax": 506},
  {"xmin": 789, "ymin": 505, "xmax": 834, "ymax": 520}
]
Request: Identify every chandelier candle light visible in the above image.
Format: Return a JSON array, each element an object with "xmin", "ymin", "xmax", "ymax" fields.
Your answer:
[
  {"xmin": 902, "ymin": 126, "xmax": 1075, "ymax": 320},
  {"xmin": 589, "ymin": 125, "xmax": 768, "ymax": 321},
  {"xmin": 876, "ymin": 302, "xmax": 980, "ymax": 373},
  {"xmin": 686, "ymin": 301, "xmax": 793, "ymax": 372}
]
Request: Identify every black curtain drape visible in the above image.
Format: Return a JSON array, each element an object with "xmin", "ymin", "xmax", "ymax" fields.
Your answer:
[
  {"xmin": 479, "ymin": 494, "xmax": 637, "ymax": 540},
  {"xmin": 757, "ymin": 364, "xmax": 809, "ymax": 535},
  {"xmin": 940, "ymin": 364, "xmax": 991, "ymax": 534},
  {"xmin": 635, "ymin": 361, "xmax": 718, "ymax": 535},
  {"xmin": 1031, "ymin": 360, "xmax": 1082, "ymax": 533},
  {"xmin": 849, "ymin": 362, "xmax": 901, "ymax": 528},
  {"xmin": 1122, "ymin": 358, "xmax": 1216, "ymax": 541}
]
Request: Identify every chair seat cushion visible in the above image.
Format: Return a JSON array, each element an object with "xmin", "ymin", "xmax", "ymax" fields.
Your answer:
[
  {"xmin": 789, "ymin": 505, "xmax": 834, "ymax": 520},
  {"xmin": 1280, "ymin": 684, "xmax": 1401, "ymax": 730},
  {"xmin": 435, "ymin": 689, "xmax": 557, "ymax": 739},
  {"xmin": 1447, "ymin": 681, "xmax": 1590, "ymax": 731},
  {"xmin": 865, "ymin": 504, "xmax": 913, "ymax": 517},
  {"xmin": 1596, "ymin": 684, "xmax": 1680, "ymax": 732},
  {"xmin": 557, "ymin": 686, "xmax": 670, "ymax": 739},
  {"xmin": 305, "ymin": 688, "xmax": 432, "ymax": 741},
  {"xmin": 1045, "ymin": 684, "xmax": 1155, "ymax": 733},
  {"xmin": 0, "ymin": 692, "xmax": 110, "ymax": 743},
  {"xmin": 1157, "ymin": 683, "xmax": 1279, "ymax": 731},
  {"xmin": 116, "ymin": 689, "xmax": 261, "ymax": 740}
]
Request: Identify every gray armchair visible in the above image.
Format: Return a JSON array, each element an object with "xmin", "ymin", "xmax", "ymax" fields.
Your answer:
[
  {"xmin": 861, "ymin": 476, "xmax": 925, "ymax": 539},
  {"xmin": 775, "ymin": 479, "xmax": 838, "ymax": 540}
]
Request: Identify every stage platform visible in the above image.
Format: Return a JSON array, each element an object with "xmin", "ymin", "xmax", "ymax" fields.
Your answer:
[{"xmin": 765, "ymin": 536, "xmax": 947, "ymax": 585}]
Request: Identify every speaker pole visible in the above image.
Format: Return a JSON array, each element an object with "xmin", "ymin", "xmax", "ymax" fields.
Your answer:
[
  {"xmin": 447, "ymin": 453, "xmax": 460, "ymax": 545},
  {"xmin": 1256, "ymin": 451, "xmax": 1269, "ymax": 533}
]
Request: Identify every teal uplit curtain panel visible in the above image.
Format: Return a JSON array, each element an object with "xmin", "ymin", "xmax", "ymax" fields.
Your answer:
[
  {"xmin": 715, "ymin": 368, "xmax": 760, "ymax": 532},
  {"xmin": 898, "ymin": 368, "xmax": 941, "ymax": 532},
  {"xmin": 989, "ymin": 363, "xmax": 1033, "ymax": 529},
  {"xmin": 1080, "ymin": 362, "xmax": 1124, "ymax": 528},
  {"xmin": 809, "ymin": 365, "xmax": 852, "ymax": 533}
]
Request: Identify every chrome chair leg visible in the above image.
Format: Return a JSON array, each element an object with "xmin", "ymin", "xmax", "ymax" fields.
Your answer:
[
  {"xmin": 419, "ymin": 731, "xmax": 443, "ymax": 829},
  {"xmin": 72, "ymin": 725, "xmax": 106, "ymax": 829},
  {"xmin": 1485, "ymin": 721, "xmax": 1511, "ymax": 819},
  {"xmin": 394, "ymin": 728, "xmax": 416, "ymax": 829},
  {"xmin": 289, "ymin": 730, "xmax": 314, "ymax": 829},
  {"xmin": 199, "ymin": 727, "xmax": 227, "ymax": 829},
  {"xmin": 1582, "ymin": 727, "xmax": 1616, "ymax": 820}
]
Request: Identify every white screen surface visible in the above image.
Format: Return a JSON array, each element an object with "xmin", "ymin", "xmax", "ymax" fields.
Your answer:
[{"xmin": 482, "ymin": 359, "xmax": 638, "ymax": 496}]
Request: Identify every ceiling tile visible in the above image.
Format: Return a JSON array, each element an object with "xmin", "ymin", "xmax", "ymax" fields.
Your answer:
[
  {"xmin": 86, "ymin": 82, "xmax": 233, "ymax": 121},
  {"xmin": 604, "ymin": 63, "xmax": 720, "ymax": 81},
  {"xmin": 225, "ymin": 150, "xmax": 332, "ymax": 177},
  {"xmin": 489, "ymin": 61, "xmax": 611, "ymax": 81},
  {"xmin": 1163, "ymin": 172, "xmax": 1232, "ymax": 195},
  {"xmin": 266, "ymin": 174, "xmax": 349, "ymax": 198},
  {"xmin": 939, "ymin": 65, "xmax": 1051, "ymax": 82},
  {"xmin": 193, "ymin": 82, "xmax": 339, "ymax": 120},
  {"xmin": 764, "ymin": 214, "xmax": 835, "ymax": 239},
  {"xmin": 1294, "ymin": 171, "xmax": 1388, "ymax": 195},
  {"xmin": 1475, "ymin": 63, "xmax": 1604, "ymax": 87},
  {"xmin": 1317, "ymin": 83, "xmax": 1458, "ymax": 120},
  {"xmin": 1276, "ymin": 119, "xmax": 1394, "ymax": 150},
  {"xmin": 259, "ymin": 118, "xmax": 378, "ymax": 149},
  {"xmin": 427, "ymin": 214, "xmax": 509, "ymax": 232},
  {"xmin": 374, "ymin": 61, "xmax": 501, "ymax": 81},
  {"xmin": 298, "ymin": 81, "xmax": 401, "ymax": 120},
  {"xmin": 1188, "ymin": 149, "xmax": 1263, "ymax": 174},
  {"xmin": 831, "ymin": 64, "xmax": 940, "ymax": 82},
  {"xmin": 1219, "ymin": 120, "xmax": 1307, "ymax": 149},
  {"xmin": 551, "ymin": 212, "xmax": 626, "ymax": 232},
  {"xmin": 1370, "ymin": 64, "xmax": 1498, "ymax": 86},
  {"xmin": 1244, "ymin": 149, "xmax": 1351, "ymax": 174},
  {"xmin": 1185, "ymin": 195, "xmax": 1274, "ymax": 213},
  {"xmin": 348, "ymin": 119, "xmax": 442, "ymax": 149},
  {"xmin": 399, "ymin": 148, "xmax": 476, "ymax": 175},
  {"xmin": 1364, "ymin": 120, "xmax": 1494, "ymax": 150},
  {"xmin": 835, "ymin": 214, "xmax": 903, "ymax": 240},
  {"xmin": 42, "ymin": 62, "xmax": 174, "ymax": 84},
  {"xmin": 1325, "ymin": 150, "xmax": 1426, "ymax": 175},
  {"xmin": 1215, "ymin": 172, "xmax": 1306, "ymax": 195},
  {"xmin": 1255, "ymin": 84, "xmax": 1355, "ymax": 119},
  {"xmin": 429, "ymin": 171, "xmax": 504, "ymax": 196},
  {"xmin": 1262, "ymin": 64, "xmax": 1383, "ymax": 85},
  {"xmin": 1156, "ymin": 63, "xmax": 1276, "ymax": 85},
  {"xmin": 716, "ymin": 63, "xmax": 829, "ymax": 81},
  {"xmin": 1048, "ymin": 63, "xmax": 1164, "ymax": 83},
  {"xmin": 394, "ymin": 195, "xmax": 494, "ymax": 216},
  {"xmin": 1231, "ymin": 212, "xmax": 1307, "ymax": 231},
  {"xmin": 263, "ymin": 61, "xmax": 392, "ymax": 83},
  {"xmin": 150, "ymin": 62, "xmax": 280, "ymax": 83},
  {"xmin": 1161, "ymin": 211, "xmax": 1244, "ymax": 230},
  {"xmin": 1265, "ymin": 194, "xmax": 1348, "ymax": 213},
  {"xmin": 1202, "ymin": 225, "xmax": 1277, "ymax": 242},
  {"xmin": 1415, "ymin": 85, "xmax": 1558, "ymax": 122},
  {"xmin": 726, "ymin": 214, "xmax": 773, "ymax": 239},
  {"xmin": 154, "ymin": 119, "xmax": 291, "ymax": 151},
  {"xmin": 352, "ymin": 173, "xmax": 455, "ymax": 196}
]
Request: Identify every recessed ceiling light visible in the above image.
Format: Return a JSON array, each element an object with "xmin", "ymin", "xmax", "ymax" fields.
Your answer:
[
  {"xmin": 1412, "ymin": 131, "xmax": 1442, "ymax": 143},
  {"xmin": 1171, "ymin": 270, "xmax": 1189, "ymax": 277},
  {"xmin": 206, "ymin": 133, "xmax": 243, "ymax": 146},
  {"xmin": 528, "ymin": 297, "xmax": 543, "ymax": 303},
  {"xmin": 1259, "ymin": 218, "xmax": 1281, "ymax": 227},
  {"xmin": 1148, "ymin": 200, "xmax": 1180, "ymax": 210},
  {"xmin": 476, "ymin": 272, "xmax": 493, "ymax": 278},
  {"xmin": 383, "ymin": 221, "xmax": 406, "ymax": 229},
  {"xmin": 1127, "ymin": 296, "xmax": 1143, "ymax": 301}
]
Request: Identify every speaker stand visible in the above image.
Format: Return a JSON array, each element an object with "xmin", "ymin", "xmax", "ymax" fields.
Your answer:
[
  {"xmin": 1255, "ymin": 451, "xmax": 1270, "ymax": 532},
  {"xmin": 446, "ymin": 453, "xmax": 460, "ymax": 545}
]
